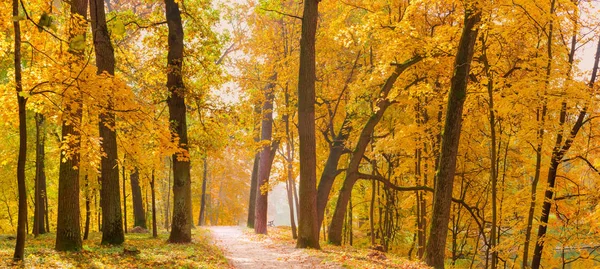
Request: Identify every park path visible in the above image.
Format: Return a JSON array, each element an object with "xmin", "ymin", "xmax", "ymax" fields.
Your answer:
[{"xmin": 208, "ymin": 226, "xmax": 340, "ymax": 269}]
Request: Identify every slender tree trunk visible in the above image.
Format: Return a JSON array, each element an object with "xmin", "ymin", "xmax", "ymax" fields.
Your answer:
[
  {"xmin": 83, "ymin": 176, "xmax": 91, "ymax": 240},
  {"xmin": 13, "ymin": 0, "xmax": 27, "ymax": 258},
  {"xmin": 328, "ymin": 57, "xmax": 421, "ymax": 245},
  {"xmin": 247, "ymin": 101, "xmax": 261, "ymax": 228},
  {"xmin": 424, "ymin": 7, "xmax": 481, "ymax": 268},
  {"xmin": 122, "ymin": 164, "xmax": 127, "ymax": 233},
  {"xmin": 523, "ymin": 2, "xmax": 555, "ymax": 266},
  {"xmin": 151, "ymin": 170, "xmax": 158, "ymax": 238},
  {"xmin": 165, "ymin": 0, "xmax": 192, "ymax": 243},
  {"xmin": 199, "ymin": 157, "xmax": 208, "ymax": 226},
  {"xmin": 286, "ymin": 168, "xmax": 297, "ymax": 239},
  {"xmin": 296, "ymin": 0, "xmax": 320, "ymax": 250},
  {"xmin": 55, "ymin": 0, "xmax": 87, "ymax": 251},
  {"xmin": 255, "ymin": 73, "xmax": 277, "ymax": 235},
  {"xmin": 34, "ymin": 113, "xmax": 48, "ymax": 236},
  {"xmin": 130, "ymin": 169, "xmax": 146, "ymax": 228},
  {"xmin": 90, "ymin": 0, "xmax": 125, "ymax": 245},
  {"xmin": 531, "ymin": 37, "xmax": 600, "ymax": 269}
]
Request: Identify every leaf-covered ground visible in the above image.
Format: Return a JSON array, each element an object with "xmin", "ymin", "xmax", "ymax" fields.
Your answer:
[
  {"xmin": 241, "ymin": 226, "xmax": 430, "ymax": 269},
  {"xmin": 0, "ymin": 229, "xmax": 229, "ymax": 268}
]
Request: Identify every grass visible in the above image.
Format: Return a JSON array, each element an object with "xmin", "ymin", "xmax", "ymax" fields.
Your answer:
[
  {"xmin": 0, "ymin": 229, "xmax": 229, "ymax": 268},
  {"xmin": 248, "ymin": 226, "xmax": 431, "ymax": 269}
]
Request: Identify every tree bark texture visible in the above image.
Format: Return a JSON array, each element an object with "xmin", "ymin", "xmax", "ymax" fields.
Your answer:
[
  {"xmin": 34, "ymin": 113, "xmax": 48, "ymax": 236},
  {"xmin": 55, "ymin": 0, "xmax": 88, "ymax": 252},
  {"xmin": 424, "ymin": 7, "xmax": 481, "ymax": 269},
  {"xmin": 296, "ymin": 0, "xmax": 320, "ymax": 249},
  {"xmin": 165, "ymin": 0, "xmax": 192, "ymax": 243},
  {"xmin": 13, "ymin": 0, "xmax": 27, "ymax": 259},
  {"xmin": 90, "ymin": 0, "xmax": 125, "ymax": 245},
  {"xmin": 130, "ymin": 169, "xmax": 146, "ymax": 228},
  {"xmin": 255, "ymin": 73, "xmax": 277, "ymax": 235}
]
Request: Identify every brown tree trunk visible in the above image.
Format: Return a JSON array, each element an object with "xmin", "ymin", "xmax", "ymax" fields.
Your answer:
[
  {"xmin": 90, "ymin": 0, "xmax": 125, "ymax": 245},
  {"xmin": 55, "ymin": 0, "xmax": 87, "ymax": 252},
  {"xmin": 247, "ymin": 153, "xmax": 259, "ymax": 228},
  {"xmin": 523, "ymin": 2, "xmax": 555, "ymax": 266},
  {"xmin": 122, "ymin": 164, "xmax": 128, "ymax": 233},
  {"xmin": 130, "ymin": 169, "xmax": 146, "ymax": 229},
  {"xmin": 13, "ymin": 0, "xmax": 27, "ymax": 259},
  {"xmin": 151, "ymin": 170, "xmax": 158, "ymax": 238},
  {"xmin": 255, "ymin": 74, "xmax": 277, "ymax": 235},
  {"xmin": 295, "ymin": 0, "xmax": 320, "ymax": 250},
  {"xmin": 424, "ymin": 7, "xmax": 481, "ymax": 269},
  {"xmin": 531, "ymin": 37, "xmax": 600, "ymax": 269},
  {"xmin": 34, "ymin": 113, "xmax": 48, "ymax": 236},
  {"xmin": 83, "ymin": 176, "xmax": 91, "ymax": 240},
  {"xmin": 165, "ymin": 0, "xmax": 192, "ymax": 243},
  {"xmin": 198, "ymin": 157, "xmax": 208, "ymax": 226},
  {"xmin": 327, "ymin": 57, "xmax": 421, "ymax": 245}
]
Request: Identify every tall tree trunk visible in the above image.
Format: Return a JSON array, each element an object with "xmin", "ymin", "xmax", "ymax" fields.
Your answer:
[
  {"xmin": 523, "ymin": 1, "xmax": 555, "ymax": 267},
  {"xmin": 122, "ymin": 164, "xmax": 127, "ymax": 233},
  {"xmin": 34, "ymin": 113, "xmax": 48, "ymax": 236},
  {"xmin": 424, "ymin": 7, "xmax": 481, "ymax": 269},
  {"xmin": 316, "ymin": 116, "xmax": 351, "ymax": 230},
  {"xmin": 55, "ymin": 0, "xmax": 88, "ymax": 252},
  {"xmin": 296, "ymin": 0, "xmax": 320, "ymax": 250},
  {"xmin": 247, "ymin": 153, "xmax": 259, "ymax": 228},
  {"xmin": 151, "ymin": 170, "xmax": 158, "ymax": 238},
  {"xmin": 198, "ymin": 157, "xmax": 208, "ymax": 226},
  {"xmin": 531, "ymin": 37, "xmax": 600, "ymax": 269},
  {"xmin": 130, "ymin": 169, "xmax": 146, "ymax": 228},
  {"xmin": 255, "ymin": 73, "xmax": 277, "ymax": 235},
  {"xmin": 165, "ymin": 0, "xmax": 192, "ymax": 243},
  {"xmin": 328, "ymin": 57, "xmax": 421, "ymax": 245},
  {"xmin": 247, "ymin": 101, "xmax": 261, "ymax": 229},
  {"xmin": 83, "ymin": 175, "xmax": 91, "ymax": 240},
  {"xmin": 13, "ymin": 0, "xmax": 27, "ymax": 259},
  {"xmin": 90, "ymin": 0, "xmax": 125, "ymax": 245}
]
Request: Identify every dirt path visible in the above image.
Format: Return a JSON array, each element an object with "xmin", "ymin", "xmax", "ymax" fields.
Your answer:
[{"xmin": 208, "ymin": 226, "xmax": 340, "ymax": 269}]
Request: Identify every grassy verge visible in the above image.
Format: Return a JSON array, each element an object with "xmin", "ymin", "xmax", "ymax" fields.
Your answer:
[{"xmin": 0, "ymin": 228, "xmax": 228, "ymax": 268}]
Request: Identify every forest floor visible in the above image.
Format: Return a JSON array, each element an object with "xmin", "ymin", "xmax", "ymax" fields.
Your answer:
[
  {"xmin": 209, "ymin": 226, "xmax": 430, "ymax": 269},
  {"xmin": 0, "ymin": 229, "xmax": 229, "ymax": 268}
]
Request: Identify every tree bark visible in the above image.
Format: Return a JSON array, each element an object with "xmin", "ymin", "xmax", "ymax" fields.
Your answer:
[
  {"xmin": 130, "ymin": 169, "xmax": 146, "ymax": 228},
  {"xmin": 34, "ymin": 113, "xmax": 47, "ymax": 236},
  {"xmin": 83, "ymin": 175, "xmax": 91, "ymax": 240},
  {"xmin": 198, "ymin": 157, "xmax": 208, "ymax": 226},
  {"xmin": 13, "ymin": 0, "xmax": 27, "ymax": 259},
  {"xmin": 295, "ymin": 0, "xmax": 320, "ymax": 250},
  {"xmin": 327, "ymin": 57, "xmax": 421, "ymax": 245},
  {"xmin": 424, "ymin": 7, "xmax": 481, "ymax": 269},
  {"xmin": 55, "ymin": 0, "xmax": 88, "ymax": 252},
  {"xmin": 90, "ymin": 0, "xmax": 125, "ymax": 245},
  {"xmin": 165, "ymin": 0, "xmax": 192, "ymax": 243},
  {"xmin": 531, "ymin": 36, "xmax": 600, "ymax": 269},
  {"xmin": 151, "ymin": 170, "xmax": 158, "ymax": 238},
  {"xmin": 122, "ymin": 164, "xmax": 127, "ymax": 233},
  {"xmin": 255, "ymin": 73, "xmax": 277, "ymax": 235}
]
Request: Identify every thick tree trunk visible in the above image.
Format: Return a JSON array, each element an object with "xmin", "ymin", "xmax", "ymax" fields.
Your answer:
[
  {"xmin": 13, "ymin": 0, "xmax": 27, "ymax": 259},
  {"xmin": 255, "ymin": 74, "xmax": 277, "ymax": 235},
  {"xmin": 424, "ymin": 7, "xmax": 480, "ymax": 269},
  {"xmin": 165, "ymin": 0, "xmax": 192, "ymax": 243},
  {"xmin": 34, "ymin": 113, "xmax": 48, "ymax": 236},
  {"xmin": 296, "ymin": 0, "xmax": 320, "ymax": 250},
  {"xmin": 130, "ymin": 169, "xmax": 146, "ymax": 229},
  {"xmin": 316, "ymin": 116, "xmax": 351, "ymax": 230},
  {"xmin": 198, "ymin": 157, "xmax": 208, "ymax": 226},
  {"xmin": 90, "ymin": 0, "xmax": 125, "ymax": 245},
  {"xmin": 151, "ymin": 170, "xmax": 158, "ymax": 238},
  {"xmin": 56, "ymin": 0, "xmax": 87, "ymax": 252}
]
